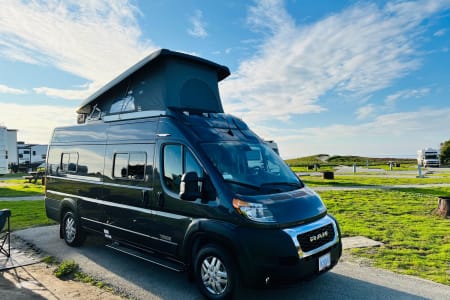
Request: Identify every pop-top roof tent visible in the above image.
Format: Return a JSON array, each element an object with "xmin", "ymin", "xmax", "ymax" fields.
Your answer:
[{"xmin": 76, "ymin": 49, "xmax": 230, "ymax": 123}]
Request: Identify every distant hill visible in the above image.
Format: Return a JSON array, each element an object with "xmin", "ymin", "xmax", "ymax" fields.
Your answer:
[{"xmin": 285, "ymin": 154, "xmax": 417, "ymax": 166}]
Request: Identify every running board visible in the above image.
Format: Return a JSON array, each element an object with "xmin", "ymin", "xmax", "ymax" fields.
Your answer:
[{"xmin": 105, "ymin": 242, "xmax": 185, "ymax": 272}]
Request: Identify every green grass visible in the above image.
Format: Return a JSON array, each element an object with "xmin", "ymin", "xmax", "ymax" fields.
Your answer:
[
  {"xmin": 0, "ymin": 200, "xmax": 55, "ymax": 230},
  {"xmin": 0, "ymin": 181, "xmax": 44, "ymax": 197},
  {"xmin": 54, "ymin": 260, "xmax": 80, "ymax": 278},
  {"xmin": 301, "ymin": 175, "xmax": 450, "ymax": 187},
  {"xmin": 286, "ymin": 154, "xmax": 416, "ymax": 167},
  {"xmin": 320, "ymin": 189, "xmax": 450, "ymax": 285},
  {"xmin": 53, "ymin": 259, "xmax": 114, "ymax": 292}
]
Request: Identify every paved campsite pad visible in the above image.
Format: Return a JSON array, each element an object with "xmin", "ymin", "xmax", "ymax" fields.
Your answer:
[
  {"xmin": 0, "ymin": 235, "xmax": 41, "ymax": 271},
  {"xmin": 0, "ymin": 235, "xmax": 123, "ymax": 300}
]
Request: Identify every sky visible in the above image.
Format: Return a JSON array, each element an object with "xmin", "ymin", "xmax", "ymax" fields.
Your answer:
[{"xmin": 0, "ymin": 0, "xmax": 449, "ymax": 159}]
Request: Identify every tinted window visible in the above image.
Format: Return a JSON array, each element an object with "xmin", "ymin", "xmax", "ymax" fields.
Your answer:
[
  {"xmin": 163, "ymin": 145, "xmax": 203, "ymax": 194},
  {"xmin": 185, "ymin": 149, "xmax": 203, "ymax": 177},
  {"xmin": 113, "ymin": 153, "xmax": 129, "ymax": 178},
  {"xmin": 129, "ymin": 152, "xmax": 147, "ymax": 180},
  {"xmin": 201, "ymin": 142, "xmax": 302, "ymax": 195},
  {"xmin": 163, "ymin": 145, "xmax": 182, "ymax": 193},
  {"xmin": 113, "ymin": 152, "xmax": 147, "ymax": 181},
  {"xmin": 61, "ymin": 152, "xmax": 79, "ymax": 173}
]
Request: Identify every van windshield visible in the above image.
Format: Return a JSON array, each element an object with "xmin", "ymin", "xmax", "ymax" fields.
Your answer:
[{"xmin": 201, "ymin": 142, "xmax": 303, "ymax": 195}]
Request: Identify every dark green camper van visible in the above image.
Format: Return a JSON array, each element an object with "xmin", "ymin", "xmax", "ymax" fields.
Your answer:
[{"xmin": 45, "ymin": 49, "xmax": 341, "ymax": 299}]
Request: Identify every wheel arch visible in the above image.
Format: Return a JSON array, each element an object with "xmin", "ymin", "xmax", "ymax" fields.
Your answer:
[
  {"xmin": 181, "ymin": 220, "xmax": 243, "ymax": 276},
  {"xmin": 58, "ymin": 198, "xmax": 78, "ymax": 239}
]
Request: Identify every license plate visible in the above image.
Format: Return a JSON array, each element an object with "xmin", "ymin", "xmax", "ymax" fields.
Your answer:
[{"xmin": 318, "ymin": 252, "xmax": 331, "ymax": 271}]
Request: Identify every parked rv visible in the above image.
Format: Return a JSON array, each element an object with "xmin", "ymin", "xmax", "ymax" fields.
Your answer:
[
  {"xmin": 0, "ymin": 126, "xmax": 8, "ymax": 175},
  {"xmin": 45, "ymin": 49, "xmax": 341, "ymax": 299},
  {"xmin": 417, "ymin": 148, "xmax": 440, "ymax": 168},
  {"xmin": 17, "ymin": 143, "xmax": 48, "ymax": 171}
]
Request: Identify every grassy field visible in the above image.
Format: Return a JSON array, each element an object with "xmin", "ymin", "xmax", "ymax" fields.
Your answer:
[
  {"xmin": 0, "ymin": 179, "xmax": 44, "ymax": 197},
  {"xmin": 286, "ymin": 154, "xmax": 417, "ymax": 167},
  {"xmin": 0, "ymin": 179, "xmax": 49, "ymax": 230},
  {"xmin": 320, "ymin": 189, "xmax": 450, "ymax": 285},
  {"xmin": 0, "ymin": 200, "xmax": 55, "ymax": 230},
  {"xmin": 1, "ymin": 172, "xmax": 449, "ymax": 285},
  {"xmin": 301, "ymin": 174, "xmax": 450, "ymax": 188}
]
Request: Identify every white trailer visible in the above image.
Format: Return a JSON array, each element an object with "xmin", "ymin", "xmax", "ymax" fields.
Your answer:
[
  {"xmin": 417, "ymin": 148, "xmax": 440, "ymax": 167},
  {"xmin": 0, "ymin": 126, "xmax": 7, "ymax": 175},
  {"xmin": 18, "ymin": 143, "xmax": 48, "ymax": 170}
]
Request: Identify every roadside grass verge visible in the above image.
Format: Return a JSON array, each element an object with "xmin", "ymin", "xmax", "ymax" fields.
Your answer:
[
  {"xmin": 320, "ymin": 189, "xmax": 450, "ymax": 285},
  {"xmin": 301, "ymin": 175, "xmax": 450, "ymax": 187},
  {"xmin": 0, "ymin": 200, "xmax": 55, "ymax": 230},
  {"xmin": 50, "ymin": 259, "xmax": 115, "ymax": 292}
]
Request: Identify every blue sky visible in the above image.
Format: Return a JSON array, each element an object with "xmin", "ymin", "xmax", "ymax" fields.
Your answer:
[{"xmin": 0, "ymin": 0, "xmax": 449, "ymax": 158}]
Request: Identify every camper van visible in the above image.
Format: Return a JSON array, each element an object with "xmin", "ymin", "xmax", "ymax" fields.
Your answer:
[{"xmin": 45, "ymin": 49, "xmax": 341, "ymax": 299}]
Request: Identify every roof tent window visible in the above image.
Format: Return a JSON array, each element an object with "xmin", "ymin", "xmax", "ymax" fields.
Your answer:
[{"xmin": 110, "ymin": 92, "xmax": 136, "ymax": 114}]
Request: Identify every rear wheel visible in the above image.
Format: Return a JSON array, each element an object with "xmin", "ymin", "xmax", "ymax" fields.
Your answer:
[
  {"xmin": 62, "ymin": 211, "xmax": 85, "ymax": 246},
  {"xmin": 194, "ymin": 244, "xmax": 238, "ymax": 300}
]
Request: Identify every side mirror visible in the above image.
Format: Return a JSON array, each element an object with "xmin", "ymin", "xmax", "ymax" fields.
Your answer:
[{"xmin": 180, "ymin": 172, "xmax": 202, "ymax": 201}]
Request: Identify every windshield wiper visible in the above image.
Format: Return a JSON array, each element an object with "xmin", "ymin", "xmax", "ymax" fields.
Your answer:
[
  {"xmin": 224, "ymin": 179, "xmax": 261, "ymax": 191},
  {"xmin": 260, "ymin": 182, "xmax": 303, "ymax": 188}
]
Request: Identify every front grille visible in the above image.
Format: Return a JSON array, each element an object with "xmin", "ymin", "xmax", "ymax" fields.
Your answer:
[{"xmin": 297, "ymin": 223, "xmax": 335, "ymax": 252}]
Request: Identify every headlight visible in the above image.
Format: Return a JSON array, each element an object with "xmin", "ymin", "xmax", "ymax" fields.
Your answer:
[{"xmin": 232, "ymin": 198, "xmax": 276, "ymax": 223}]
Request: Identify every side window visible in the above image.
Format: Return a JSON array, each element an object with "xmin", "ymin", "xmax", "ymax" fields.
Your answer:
[
  {"xmin": 185, "ymin": 149, "xmax": 203, "ymax": 177},
  {"xmin": 163, "ymin": 144, "xmax": 203, "ymax": 194},
  {"xmin": 163, "ymin": 145, "xmax": 182, "ymax": 193},
  {"xmin": 113, "ymin": 153, "xmax": 129, "ymax": 178},
  {"xmin": 129, "ymin": 152, "xmax": 147, "ymax": 180},
  {"xmin": 61, "ymin": 152, "xmax": 79, "ymax": 173},
  {"xmin": 113, "ymin": 152, "xmax": 147, "ymax": 181}
]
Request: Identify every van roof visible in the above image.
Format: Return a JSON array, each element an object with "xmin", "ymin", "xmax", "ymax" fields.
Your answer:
[{"xmin": 76, "ymin": 49, "xmax": 230, "ymax": 115}]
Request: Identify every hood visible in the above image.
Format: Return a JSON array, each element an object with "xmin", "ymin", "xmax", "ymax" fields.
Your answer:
[{"xmin": 239, "ymin": 187, "xmax": 327, "ymax": 226}]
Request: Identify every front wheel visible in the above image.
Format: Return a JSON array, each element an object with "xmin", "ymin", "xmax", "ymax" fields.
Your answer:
[
  {"xmin": 194, "ymin": 244, "xmax": 238, "ymax": 300},
  {"xmin": 62, "ymin": 211, "xmax": 85, "ymax": 247}
]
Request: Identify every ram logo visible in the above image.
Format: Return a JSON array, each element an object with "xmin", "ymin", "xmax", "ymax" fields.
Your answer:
[{"xmin": 310, "ymin": 230, "xmax": 329, "ymax": 243}]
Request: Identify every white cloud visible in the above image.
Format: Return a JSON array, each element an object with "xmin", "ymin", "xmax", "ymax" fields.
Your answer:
[
  {"xmin": 0, "ymin": 103, "xmax": 76, "ymax": 144},
  {"xmin": 0, "ymin": 0, "xmax": 157, "ymax": 100},
  {"xmin": 385, "ymin": 88, "xmax": 430, "ymax": 106},
  {"xmin": 434, "ymin": 28, "xmax": 447, "ymax": 36},
  {"xmin": 33, "ymin": 82, "xmax": 101, "ymax": 101},
  {"xmin": 261, "ymin": 108, "xmax": 450, "ymax": 158},
  {"xmin": 0, "ymin": 84, "xmax": 27, "ymax": 95},
  {"xmin": 221, "ymin": 0, "xmax": 450, "ymax": 123},
  {"xmin": 356, "ymin": 104, "xmax": 375, "ymax": 120},
  {"xmin": 187, "ymin": 10, "xmax": 208, "ymax": 38}
]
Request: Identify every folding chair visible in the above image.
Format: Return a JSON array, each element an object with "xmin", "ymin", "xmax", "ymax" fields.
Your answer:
[{"xmin": 0, "ymin": 209, "xmax": 11, "ymax": 257}]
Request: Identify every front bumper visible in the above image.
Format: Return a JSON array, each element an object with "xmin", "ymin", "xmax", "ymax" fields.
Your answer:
[{"xmin": 236, "ymin": 214, "xmax": 342, "ymax": 287}]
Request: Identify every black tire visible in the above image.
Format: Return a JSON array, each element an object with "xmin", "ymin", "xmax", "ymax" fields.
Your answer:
[
  {"xmin": 194, "ymin": 244, "xmax": 238, "ymax": 300},
  {"xmin": 62, "ymin": 211, "xmax": 86, "ymax": 247}
]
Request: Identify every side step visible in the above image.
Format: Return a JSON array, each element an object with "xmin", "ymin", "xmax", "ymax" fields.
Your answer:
[{"xmin": 105, "ymin": 242, "xmax": 185, "ymax": 272}]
